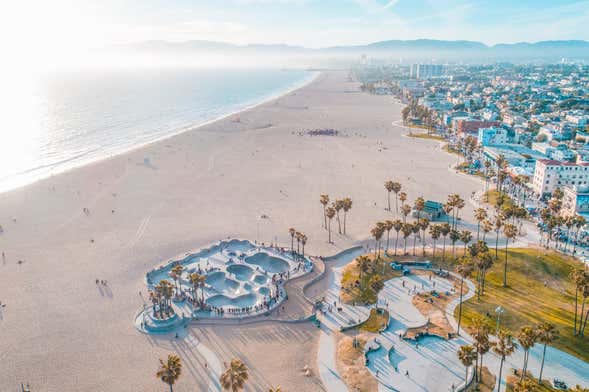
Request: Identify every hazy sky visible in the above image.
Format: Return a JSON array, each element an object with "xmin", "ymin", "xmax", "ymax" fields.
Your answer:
[{"xmin": 7, "ymin": 0, "xmax": 589, "ymax": 55}]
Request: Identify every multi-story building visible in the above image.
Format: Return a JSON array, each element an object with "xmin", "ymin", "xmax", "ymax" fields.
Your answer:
[
  {"xmin": 410, "ymin": 64, "xmax": 444, "ymax": 80},
  {"xmin": 562, "ymin": 186, "xmax": 589, "ymax": 217},
  {"xmin": 478, "ymin": 127, "xmax": 509, "ymax": 146},
  {"xmin": 455, "ymin": 119, "xmax": 501, "ymax": 138},
  {"xmin": 532, "ymin": 159, "xmax": 589, "ymax": 196}
]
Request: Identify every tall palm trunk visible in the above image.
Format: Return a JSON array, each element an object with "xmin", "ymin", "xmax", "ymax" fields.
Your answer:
[
  {"xmin": 394, "ymin": 231, "xmax": 399, "ymax": 256},
  {"xmin": 574, "ymin": 287, "xmax": 579, "ymax": 335},
  {"xmin": 503, "ymin": 240, "xmax": 509, "ymax": 287},
  {"xmin": 328, "ymin": 220, "xmax": 332, "ymax": 243},
  {"xmin": 322, "ymin": 206, "xmax": 327, "ymax": 229},
  {"xmin": 497, "ymin": 357, "xmax": 505, "ymax": 392},
  {"xmin": 387, "ymin": 192, "xmax": 391, "ymax": 211},
  {"xmin": 539, "ymin": 343, "xmax": 547, "ymax": 383},
  {"xmin": 580, "ymin": 298, "xmax": 587, "ymax": 336},
  {"xmin": 336, "ymin": 212, "xmax": 342, "ymax": 234},
  {"xmin": 386, "ymin": 231, "xmax": 391, "ymax": 254},
  {"xmin": 442, "ymin": 237, "xmax": 447, "ymax": 261},
  {"xmin": 495, "ymin": 231, "xmax": 500, "ymax": 258},
  {"xmin": 343, "ymin": 212, "xmax": 347, "ymax": 235},
  {"xmin": 457, "ymin": 277, "xmax": 464, "ymax": 334},
  {"xmin": 582, "ymin": 308, "xmax": 589, "ymax": 336}
]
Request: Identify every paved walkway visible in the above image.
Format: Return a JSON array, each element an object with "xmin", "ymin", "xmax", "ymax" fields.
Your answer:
[
  {"xmin": 317, "ymin": 326, "xmax": 349, "ymax": 392},
  {"xmin": 366, "ymin": 273, "xmax": 467, "ymax": 392}
]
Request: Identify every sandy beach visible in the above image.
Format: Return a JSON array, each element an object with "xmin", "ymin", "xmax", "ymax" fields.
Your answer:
[{"xmin": 0, "ymin": 71, "xmax": 481, "ymax": 391}]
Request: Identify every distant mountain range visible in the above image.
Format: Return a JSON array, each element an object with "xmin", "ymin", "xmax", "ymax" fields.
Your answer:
[{"xmin": 115, "ymin": 39, "xmax": 589, "ymax": 61}]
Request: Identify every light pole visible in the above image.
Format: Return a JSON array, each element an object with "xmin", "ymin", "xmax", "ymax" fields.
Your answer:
[{"xmin": 495, "ymin": 306, "xmax": 505, "ymax": 334}]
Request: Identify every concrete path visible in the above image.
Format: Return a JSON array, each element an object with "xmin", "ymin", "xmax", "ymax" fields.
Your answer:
[
  {"xmin": 317, "ymin": 326, "xmax": 349, "ymax": 392},
  {"xmin": 366, "ymin": 273, "xmax": 467, "ymax": 392}
]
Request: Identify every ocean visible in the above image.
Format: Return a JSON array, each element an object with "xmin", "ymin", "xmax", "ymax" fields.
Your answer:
[{"xmin": 0, "ymin": 67, "xmax": 314, "ymax": 193}]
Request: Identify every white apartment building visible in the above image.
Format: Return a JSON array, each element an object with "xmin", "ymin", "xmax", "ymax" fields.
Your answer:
[{"xmin": 532, "ymin": 159, "xmax": 589, "ymax": 196}]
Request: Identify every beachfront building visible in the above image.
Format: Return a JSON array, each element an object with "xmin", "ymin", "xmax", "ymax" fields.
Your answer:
[
  {"xmin": 454, "ymin": 118, "xmax": 501, "ymax": 138},
  {"xmin": 562, "ymin": 186, "xmax": 589, "ymax": 217},
  {"xmin": 477, "ymin": 127, "xmax": 509, "ymax": 146},
  {"xmin": 532, "ymin": 159, "xmax": 589, "ymax": 196},
  {"xmin": 412, "ymin": 200, "xmax": 445, "ymax": 220},
  {"xmin": 484, "ymin": 144, "xmax": 545, "ymax": 176}
]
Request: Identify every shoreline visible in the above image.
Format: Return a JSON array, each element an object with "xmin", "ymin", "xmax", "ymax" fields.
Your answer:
[
  {"xmin": 0, "ymin": 70, "xmax": 320, "ymax": 195},
  {"xmin": 0, "ymin": 70, "xmax": 485, "ymax": 391}
]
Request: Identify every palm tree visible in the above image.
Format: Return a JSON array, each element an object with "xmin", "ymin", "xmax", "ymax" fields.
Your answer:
[
  {"xmin": 471, "ymin": 315, "xmax": 491, "ymax": 382},
  {"xmin": 536, "ymin": 322, "xmax": 558, "ymax": 383},
  {"xmin": 385, "ymin": 180, "xmax": 395, "ymax": 211},
  {"xmin": 392, "ymin": 182, "xmax": 402, "ymax": 212},
  {"xmin": 342, "ymin": 197, "xmax": 352, "ymax": 234},
  {"xmin": 401, "ymin": 223, "xmax": 413, "ymax": 255},
  {"xmin": 170, "ymin": 265, "xmax": 184, "ymax": 295},
  {"xmin": 475, "ymin": 251, "xmax": 494, "ymax": 299},
  {"xmin": 513, "ymin": 377, "xmax": 539, "ymax": 392},
  {"xmin": 357, "ymin": 255, "xmax": 371, "ymax": 285},
  {"xmin": 371, "ymin": 223, "xmax": 385, "ymax": 258},
  {"xmin": 503, "ymin": 223, "xmax": 518, "ymax": 287},
  {"xmin": 414, "ymin": 197, "xmax": 425, "ymax": 220},
  {"xmin": 474, "ymin": 208, "xmax": 488, "ymax": 241},
  {"xmin": 268, "ymin": 386, "xmax": 282, "ymax": 392},
  {"xmin": 440, "ymin": 223, "xmax": 451, "ymax": 261},
  {"xmin": 494, "ymin": 215, "xmax": 503, "ymax": 258},
  {"xmin": 333, "ymin": 200, "xmax": 344, "ymax": 234},
  {"xmin": 295, "ymin": 231, "xmax": 302, "ymax": 254},
  {"xmin": 288, "ymin": 228, "xmax": 296, "ymax": 253},
  {"xmin": 325, "ymin": 207, "xmax": 336, "ymax": 243},
  {"xmin": 419, "ymin": 218, "xmax": 430, "ymax": 256},
  {"xmin": 156, "ymin": 354, "xmax": 182, "ymax": 392},
  {"xmin": 455, "ymin": 257, "xmax": 474, "ymax": 335},
  {"xmin": 449, "ymin": 229, "xmax": 460, "ymax": 259},
  {"xmin": 570, "ymin": 269, "xmax": 588, "ymax": 335},
  {"xmin": 517, "ymin": 326, "xmax": 538, "ymax": 379},
  {"xmin": 429, "ymin": 224, "xmax": 441, "ymax": 257},
  {"xmin": 459, "ymin": 230, "xmax": 472, "ymax": 256},
  {"xmin": 188, "ymin": 272, "xmax": 206, "ymax": 305},
  {"xmin": 457, "ymin": 345, "xmax": 477, "ymax": 386},
  {"xmin": 401, "ymin": 204, "xmax": 411, "ymax": 224},
  {"xmin": 392, "ymin": 219, "xmax": 403, "ymax": 256},
  {"xmin": 220, "ymin": 359, "xmax": 249, "ymax": 392},
  {"xmin": 482, "ymin": 219, "xmax": 493, "ymax": 242},
  {"xmin": 320, "ymin": 194, "xmax": 329, "ymax": 229},
  {"xmin": 573, "ymin": 215, "xmax": 587, "ymax": 255},
  {"xmin": 493, "ymin": 328, "xmax": 517, "ymax": 392},
  {"xmin": 300, "ymin": 234, "xmax": 308, "ymax": 257},
  {"xmin": 411, "ymin": 222, "xmax": 421, "ymax": 256},
  {"xmin": 384, "ymin": 220, "xmax": 394, "ymax": 254},
  {"xmin": 399, "ymin": 191, "xmax": 407, "ymax": 207}
]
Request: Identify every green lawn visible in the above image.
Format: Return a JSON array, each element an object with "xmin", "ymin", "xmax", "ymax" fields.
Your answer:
[
  {"xmin": 359, "ymin": 308, "xmax": 390, "ymax": 332},
  {"xmin": 484, "ymin": 189, "xmax": 516, "ymax": 210},
  {"xmin": 407, "ymin": 131, "xmax": 445, "ymax": 141},
  {"xmin": 443, "ymin": 248, "xmax": 589, "ymax": 363},
  {"xmin": 341, "ymin": 253, "xmax": 401, "ymax": 305}
]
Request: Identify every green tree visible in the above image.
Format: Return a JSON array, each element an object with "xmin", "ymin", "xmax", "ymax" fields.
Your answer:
[
  {"xmin": 536, "ymin": 322, "xmax": 559, "ymax": 383},
  {"xmin": 156, "ymin": 354, "xmax": 182, "ymax": 392},
  {"xmin": 220, "ymin": 359, "xmax": 249, "ymax": 392},
  {"xmin": 492, "ymin": 329, "xmax": 517, "ymax": 392}
]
